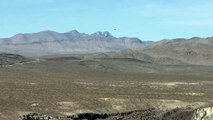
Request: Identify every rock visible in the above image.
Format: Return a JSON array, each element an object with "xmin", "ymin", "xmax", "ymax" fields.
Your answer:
[
  {"xmin": 193, "ymin": 107, "xmax": 213, "ymax": 120},
  {"xmin": 0, "ymin": 53, "xmax": 29, "ymax": 67},
  {"xmin": 21, "ymin": 107, "xmax": 213, "ymax": 120}
]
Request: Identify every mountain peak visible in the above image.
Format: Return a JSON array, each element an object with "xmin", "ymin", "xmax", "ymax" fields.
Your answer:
[
  {"xmin": 66, "ymin": 30, "xmax": 80, "ymax": 34},
  {"xmin": 92, "ymin": 31, "xmax": 113, "ymax": 38},
  {"xmin": 12, "ymin": 33, "xmax": 26, "ymax": 38},
  {"xmin": 37, "ymin": 30, "xmax": 60, "ymax": 35},
  {"xmin": 103, "ymin": 31, "xmax": 112, "ymax": 37},
  {"xmin": 63, "ymin": 30, "xmax": 86, "ymax": 38}
]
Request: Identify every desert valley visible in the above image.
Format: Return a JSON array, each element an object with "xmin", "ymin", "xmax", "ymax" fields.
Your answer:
[{"xmin": 0, "ymin": 31, "xmax": 213, "ymax": 120}]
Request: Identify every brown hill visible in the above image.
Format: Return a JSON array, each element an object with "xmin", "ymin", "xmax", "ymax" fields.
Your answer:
[{"xmin": 91, "ymin": 37, "xmax": 213, "ymax": 65}]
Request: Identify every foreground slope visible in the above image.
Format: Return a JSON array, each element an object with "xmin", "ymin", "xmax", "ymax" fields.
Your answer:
[{"xmin": 21, "ymin": 107, "xmax": 213, "ymax": 120}]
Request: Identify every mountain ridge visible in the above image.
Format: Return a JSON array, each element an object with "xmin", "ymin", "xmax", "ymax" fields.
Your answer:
[
  {"xmin": 91, "ymin": 37, "xmax": 213, "ymax": 65},
  {"xmin": 0, "ymin": 30, "xmax": 143, "ymax": 44},
  {"xmin": 0, "ymin": 30, "xmax": 144, "ymax": 57}
]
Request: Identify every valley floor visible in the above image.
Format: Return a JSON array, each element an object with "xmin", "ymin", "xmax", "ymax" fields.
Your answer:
[{"xmin": 0, "ymin": 58, "xmax": 213, "ymax": 119}]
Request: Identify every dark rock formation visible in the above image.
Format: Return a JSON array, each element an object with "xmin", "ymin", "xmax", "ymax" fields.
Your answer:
[
  {"xmin": 0, "ymin": 53, "xmax": 29, "ymax": 66},
  {"xmin": 21, "ymin": 107, "xmax": 213, "ymax": 120}
]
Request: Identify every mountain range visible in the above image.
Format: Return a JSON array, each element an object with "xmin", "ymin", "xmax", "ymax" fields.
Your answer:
[
  {"xmin": 1, "ymin": 30, "xmax": 213, "ymax": 65},
  {"xmin": 0, "ymin": 30, "xmax": 143, "ymax": 57},
  {"xmin": 91, "ymin": 37, "xmax": 213, "ymax": 65}
]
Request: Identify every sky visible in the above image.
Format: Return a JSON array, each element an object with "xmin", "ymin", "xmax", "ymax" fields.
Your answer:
[{"xmin": 0, "ymin": 0, "xmax": 213, "ymax": 41}]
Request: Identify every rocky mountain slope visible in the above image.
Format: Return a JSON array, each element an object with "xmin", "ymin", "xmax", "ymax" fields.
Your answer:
[
  {"xmin": 91, "ymin": 37, "xmax": 213, "ymax": 65},
  {"xmin": 0, "ymin": 30, "xmax": 143, "ymax": 57}
]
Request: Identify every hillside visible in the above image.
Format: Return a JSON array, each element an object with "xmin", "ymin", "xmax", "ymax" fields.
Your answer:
[{"xmin": 91, "ymin": 37, "xmax": 213, "ymax": 65}]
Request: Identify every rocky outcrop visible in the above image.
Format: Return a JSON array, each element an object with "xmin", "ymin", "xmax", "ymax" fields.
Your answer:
[
  {"xmin": 21, "ymin": 113, "xmax": 56, "ymax": 120},
  {"xmin": 193, "ymin": 107, "xmax": 213, "ymax": 120},
  {"xmin": 0, "ymin": 53, "xmax": 29, "ymax": 66},
  {"xmin": 21, "ymin": 107, "xmax": 213, "ymax": 120}
]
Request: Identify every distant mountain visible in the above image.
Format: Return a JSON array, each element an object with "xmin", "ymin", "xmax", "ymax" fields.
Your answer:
[
  {"xmin": 0, "ymin": 30, "xmax": 144, "ymax": 57},
  {"xmin": 92, "ymin": 37, "xmax": 213, "ymax": 65}
]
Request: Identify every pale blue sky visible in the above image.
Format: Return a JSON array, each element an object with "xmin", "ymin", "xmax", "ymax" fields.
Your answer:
[{"xmin": 0, "ymin": 0, "xmax": 213, "ymax": 41}]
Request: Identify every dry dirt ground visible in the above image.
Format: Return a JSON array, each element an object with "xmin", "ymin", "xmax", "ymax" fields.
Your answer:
[{"xmin": 0, "ymin": 58, "xmax": 213, "ymax": 119}]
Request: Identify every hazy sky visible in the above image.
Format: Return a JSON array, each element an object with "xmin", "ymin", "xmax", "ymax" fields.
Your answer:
[{"xmin": 1, "ymin": 0, "xmax": 213, "ymax": 41}]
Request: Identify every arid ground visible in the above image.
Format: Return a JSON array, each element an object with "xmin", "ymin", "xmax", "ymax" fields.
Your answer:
[{"xmin": 0, "ymin": 57, "xmax": 213, "ymax": 119}]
